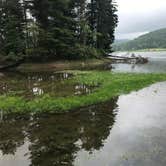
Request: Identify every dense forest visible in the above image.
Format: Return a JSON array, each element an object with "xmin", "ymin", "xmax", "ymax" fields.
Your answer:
[
  {"xmin": 113, "ymin": 28, "xmax": 166, "ymax": 51},
  {"xmin": 0, "ymin": 0, "xmax": 118, "ymax": 63}
]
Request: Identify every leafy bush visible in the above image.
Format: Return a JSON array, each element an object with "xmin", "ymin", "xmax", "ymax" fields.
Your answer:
[{"xmin": 67, "ymin": 44, "xmax": 103, "ymax": 60}]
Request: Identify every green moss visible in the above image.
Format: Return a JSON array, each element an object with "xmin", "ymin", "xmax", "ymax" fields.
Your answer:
[{"xmin": 1, "ymin": 71, "xmax": 166, "ymax": 114}]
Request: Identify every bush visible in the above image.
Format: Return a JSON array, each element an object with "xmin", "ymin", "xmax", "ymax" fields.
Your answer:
[
  {"xmin": 26, "ymin": 48, "xmax": 50, "ymax": 61},
  {"xmin": 25, "ymin": 45, "xmax": 104, "ymax": 61},
  {"xmin": 7, "ymin": 52, "xmax": 17, "ymax": 61},
  {"xmin": 67, "ymin": 44, "xmax": 104, "ymax": 60},
  {"xmin": 6, "ymin": 52, "xmax": 24, "ymax": 62}
]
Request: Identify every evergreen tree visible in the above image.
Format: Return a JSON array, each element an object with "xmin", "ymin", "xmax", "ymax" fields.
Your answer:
[
  {"xmin": 0, "ymin": 0, "xmax": 118, "ymax": 61},
  {"xmin": 87, "ymin": 0, "xmax": 118, "ymax": 52},
  {"xmin": 96, "ymin": 0, "xmax": 118, "ymax": 51},
  {"xmin": 0, "ymin": 0, "xmax": 25, "ymax": 60}
]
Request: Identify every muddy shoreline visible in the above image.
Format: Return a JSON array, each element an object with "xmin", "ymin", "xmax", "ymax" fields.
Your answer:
[{"xmin": 0, "ymin": 58, "xmax": 112, "ymax": 72}]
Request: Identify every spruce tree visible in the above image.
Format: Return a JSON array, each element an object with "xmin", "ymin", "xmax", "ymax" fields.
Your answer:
[
  {"xmin": 0, "ymin": 0, "xmax": 25, "ymax": 60},
  {"xmin": 96, "ymin": 0, "xmax": 118, "ymax": 51},
  {"xmin": 87, "ymin": 0, "xmax": 118, "ymax": 52},
  {"xmin": 0, "ymin": 0, "xmax": 118, "ymax": 61}
]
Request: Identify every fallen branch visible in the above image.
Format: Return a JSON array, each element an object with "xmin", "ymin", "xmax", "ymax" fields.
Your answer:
[{"xmin": 108, "ymin": 55, "xmax": 148, "ymax": 64}]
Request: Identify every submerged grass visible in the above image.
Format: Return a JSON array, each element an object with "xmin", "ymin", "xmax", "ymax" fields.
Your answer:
[{"xmin": 1, "ymin": 71, "xmax": 166, "ymax": 114}]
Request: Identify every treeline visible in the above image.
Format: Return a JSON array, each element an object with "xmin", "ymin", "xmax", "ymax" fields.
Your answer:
[
  {"xmin": 113, "ymin": 28, "xmax": 166, "ymax": 51},
  {"xmin": 0, "ymin": 0, "xmax": 118, "ymax": 62}
]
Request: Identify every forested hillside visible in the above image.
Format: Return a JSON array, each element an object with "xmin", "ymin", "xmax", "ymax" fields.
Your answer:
[
  {"xmin": 113, "ymin": 28, "xmax": 166, "ymax": 51},
  {"xmin": 0, "ymin": 0, "xmax": 118, "ymax": 62}
]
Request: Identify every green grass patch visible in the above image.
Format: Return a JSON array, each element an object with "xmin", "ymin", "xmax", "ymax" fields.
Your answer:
[{"xmin": 1, "ymin": 71, "xmax": 166, "ymax": 114}]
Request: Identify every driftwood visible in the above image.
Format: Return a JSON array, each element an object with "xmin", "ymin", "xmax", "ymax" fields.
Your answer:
[{"xmin": 108, "ymin": 55, "xmax": 148, "ymax": 64}]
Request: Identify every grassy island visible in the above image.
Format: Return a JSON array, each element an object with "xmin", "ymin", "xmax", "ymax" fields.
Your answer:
[{"xmin": 0, "ymin": 71, "xmax": 166, "ymax": 114}]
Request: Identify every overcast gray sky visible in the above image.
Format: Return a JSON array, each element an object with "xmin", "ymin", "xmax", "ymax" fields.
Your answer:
[{"xmin": 115, "ymin": 0, "xmax": 166, "ymax": 40}]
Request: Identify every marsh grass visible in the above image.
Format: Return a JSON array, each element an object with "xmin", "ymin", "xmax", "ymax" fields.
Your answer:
[{"xmin": 1, "ymin": 71, "xmax": 166, "ymax": 114}]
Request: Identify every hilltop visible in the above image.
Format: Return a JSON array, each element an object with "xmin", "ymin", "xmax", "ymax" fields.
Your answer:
[{"xmin": 113, "ymin": 28, "xmax": 166, "ymax": 51}]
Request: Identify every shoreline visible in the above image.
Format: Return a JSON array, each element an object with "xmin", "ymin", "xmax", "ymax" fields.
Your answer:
[
  {"xmin": 0, "ymin": 71, "xmax": 166, "ymax": 114},
  {"xmin": 114, "ymin": 49, "xmax": 166, "ymax": 53},
  {"xmin": 15, "ymin": 58, "xmax": 112, "ymax": 72}
]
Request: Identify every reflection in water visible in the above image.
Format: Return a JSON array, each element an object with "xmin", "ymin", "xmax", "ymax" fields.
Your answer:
[
  {"xmin": 0, "ymin": 81, "xmax": 166, "ymax": 166},
  {"xmin": 32, "ymin": 87, "xmax": 44, "ymax": 95},
  {"xmin": 0, "ymin": 98, "xmax": 118, "ymax": 166},
  {"xmin": 112, "ymin": 51, "xmax": 166, "ymax": 73},
  {"xmin": 74, "ymin": 82, "xmax": 166, "ymax": 166},
  {"xmin": 75, "ymin": 84, "xmax": 92, "ymax": 95},
  {"xmin": 0, "ymin": 72, "xmax": 95, "ymax": 98}
]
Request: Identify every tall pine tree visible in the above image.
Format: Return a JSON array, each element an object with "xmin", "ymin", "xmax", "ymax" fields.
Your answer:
[
  {"xmin": 0, "ymin": 0, "xmax": 118, "ymax": 61},
  {"xmin": 0, "ymin": 0, "xmax": 25, "ymax": 60},
  {"xmin": 88, "ymin": 0, "xmax": 118, "ymax": 52}
]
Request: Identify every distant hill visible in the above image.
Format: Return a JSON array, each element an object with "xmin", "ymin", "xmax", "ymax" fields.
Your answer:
[
  {"xmin": 114, "ymin": 39, "xmax": 130, "ymax": 44},
  {"xmin": 113, "ymin": 28, "xmax": 166, "ymax": 51}
]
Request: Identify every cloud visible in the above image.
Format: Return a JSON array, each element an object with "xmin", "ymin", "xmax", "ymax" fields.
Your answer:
[{"xmin": 115, "ymin": 0, "xmax": 166, "ymax": 39}]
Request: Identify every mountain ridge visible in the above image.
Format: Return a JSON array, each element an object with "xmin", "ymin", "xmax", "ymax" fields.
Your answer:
[{"xmin": 113, "ymin": 28, "xmax": 166, "ymax": 51}]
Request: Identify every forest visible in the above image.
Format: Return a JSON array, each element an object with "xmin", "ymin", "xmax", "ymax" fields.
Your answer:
[
  {"xmin": 113, "ymin": 28, "xmax": 166, "ymax": 51},
  {"xmin": 1, "ymin": 1, "xmax": 166, "ymax": 165},
  {"xmin": 0, "ymin": 0, "xmax": 118, "ymax": 63}
]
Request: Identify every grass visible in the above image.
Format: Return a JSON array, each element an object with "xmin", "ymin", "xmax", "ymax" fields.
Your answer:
[{"xmin": 0, "ymin": 71, "xmax": 166, "ymax": 114}]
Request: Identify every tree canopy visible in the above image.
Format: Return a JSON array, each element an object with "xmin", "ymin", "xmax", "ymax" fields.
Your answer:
[{"xmin": 0, "ymin": 0, "xmax": 118, "ymax": 62}]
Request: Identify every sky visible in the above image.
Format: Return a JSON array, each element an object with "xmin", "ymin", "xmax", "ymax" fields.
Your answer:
[{"xmin": 115, "ymin": 0, "xmax": 166, "ymax": 40}]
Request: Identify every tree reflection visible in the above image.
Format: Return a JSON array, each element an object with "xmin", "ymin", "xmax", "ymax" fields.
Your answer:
[
  {"xmin": 28, "ymin": 98, "xmax": 118, "ymax": 165},
  {"xmin": 0, "ymin": 98, "xmax": 118, "ymax": 165},
  {"xmin": 78, "ymin": 99, "xmax": 117, "ymax": 152},
  {"xmin": 0, "ymin": 72, "xmax": 92, "ymax": 98},
  {"xmin": 0, "ymin": 115, "xmax": 29, "ymax": 155}
]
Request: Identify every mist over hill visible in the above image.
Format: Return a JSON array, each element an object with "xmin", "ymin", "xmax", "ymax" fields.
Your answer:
[{"xmin": 113, "ymin": 28, "xmax": 166, "ymax": 51}]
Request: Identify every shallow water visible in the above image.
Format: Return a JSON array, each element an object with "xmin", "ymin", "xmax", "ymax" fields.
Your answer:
[
  {"xmin": 112, "ymin": 51, "xmax": 166, "ymax": 73},
  {"xmin": 0, "ymin": 72, "xmax": 94, "ymax": 98},
  {"xmin": 0, "ymin": 82, "xmax": 166, "ymax": 166}
]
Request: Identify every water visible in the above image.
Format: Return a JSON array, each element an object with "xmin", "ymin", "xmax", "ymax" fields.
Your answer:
[
  {"xmin": 0, "ymin": 72, "xmax": 94, "ymax": 98},
  {"xmin": 0, "ymin": 51, "xmax": 166, "ymax": 165},
  {"xmin": 112, "ymin": 51, "xmax": 166, "ymax": 73},
  {"xmin": 0, "ymin": 82, "xmax": 166, "ymax": 165}
]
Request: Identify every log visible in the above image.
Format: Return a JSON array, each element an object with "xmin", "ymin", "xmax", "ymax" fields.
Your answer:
[
  {"xmin": 108, "ymin": 55, "xmax": 148, "ymax": 64},
  {"xmin": 108, "ymin": 55, "xmax": 139, "ymax": 60}
]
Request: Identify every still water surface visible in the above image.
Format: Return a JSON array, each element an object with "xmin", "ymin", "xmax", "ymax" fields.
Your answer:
[
  {"xmin": 112, "ymin": 51, "xmax": 166, "ymax": 73},
  {"xmin": 0, "ymin": 72, "xmax": 94, "ymax": 98},
  {"xmin": 0, "ymin": 51, "xmax": 166, "ymax": 165},
  {"xmin": 0, "ymin": 82, "xmax": 166, "ymax": 166}
]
